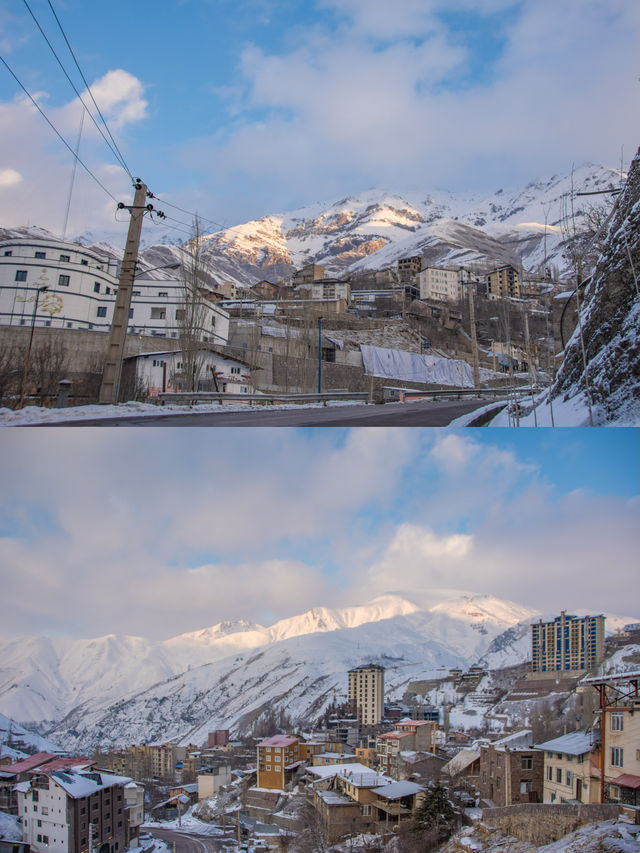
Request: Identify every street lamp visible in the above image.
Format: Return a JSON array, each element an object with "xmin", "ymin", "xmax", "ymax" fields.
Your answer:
[{"xmin": 19, "ymin": 285, "xmax": 48, "ymax": 408}]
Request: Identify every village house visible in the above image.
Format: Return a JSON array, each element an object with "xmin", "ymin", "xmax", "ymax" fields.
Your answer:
[
  {"xmin": 375, "ymin": 720, "xmax": 437, "ymax": 780},
  {"xmin": 122, "ymin": 349, "xmax": 252, "ymax": 397},
  {"xmin": 477, "ymin": 730, "xmax": 544, "ymax": 806},
  {"xmin": 534, "ymin": 731, "xmax": 601, "ymax": 804}
]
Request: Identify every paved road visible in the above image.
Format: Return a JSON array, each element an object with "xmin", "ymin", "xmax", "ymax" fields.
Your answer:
[
  {"xmin": 49, "ymin": 398, "xmax": 505, "ymax": 427},
  {"xmin": 146, "ymin": 827, "xmax": 236, "ymax": 853}
]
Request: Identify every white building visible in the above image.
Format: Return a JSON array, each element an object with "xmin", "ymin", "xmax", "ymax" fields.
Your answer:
[
  {"xmin": 418, "ymin": 267, "xmax": 482, "ymax": 303},
  {"xmin": 0, "ymin": 237, "xmax": 229, "ymax": 344},
  {"xmin": 197, "ymin": 766, "xmax": 232, "ymax": 801},
  {"xmin": 16, "ymin": 768, "xmax": 130, "ymax": 853},
  {"xmin": 126, "ymin": 349, "xmax": 252, "ymax": 397}
]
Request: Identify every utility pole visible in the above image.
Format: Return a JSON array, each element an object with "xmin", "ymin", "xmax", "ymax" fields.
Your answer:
[
  {"xmin": 465, "ymin": 273, "xmax": 480, "ymax": 389},
  {"xmin": 99, "ymin": 180, "xmax": 149, "ymax": 404}
]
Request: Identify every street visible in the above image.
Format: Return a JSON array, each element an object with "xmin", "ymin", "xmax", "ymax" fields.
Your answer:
[
  {"xmin": 146, "ymin": 826, "xmax": 237, "ymax": 853},
  {"xmin": 47, "ymin": 398, "xmax": 505, "ymax": 427}
]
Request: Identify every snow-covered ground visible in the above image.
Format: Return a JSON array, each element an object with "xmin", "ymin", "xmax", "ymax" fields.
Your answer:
[
  {"xmin": 0, "ymin": 812, "xmax": 22, "ymax": 842},
  {"xmin": 450, "ymin": 388, "xmax": 639, "ymax": 427},
  {"xmin": 0, "ymin": 398, "xmax": 363, "ymax": 426},
  {"xmin": 144, "ymin": 809, "xmax": 226, "ymax": 836}
]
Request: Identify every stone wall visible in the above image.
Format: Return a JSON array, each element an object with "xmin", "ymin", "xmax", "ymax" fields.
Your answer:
[{"xmin": 481, "ymin": 803, "xmax": 619, "ymax": 845}]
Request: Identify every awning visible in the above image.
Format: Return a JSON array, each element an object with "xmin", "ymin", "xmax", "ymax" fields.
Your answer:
[{"xmin": 610, "ymin": 774, "xmax": 640, "ymax": 789}]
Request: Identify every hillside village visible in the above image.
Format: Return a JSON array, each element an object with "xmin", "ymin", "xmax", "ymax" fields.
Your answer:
[
  {"xmin": 1, "ymin": 156, "xmax": 637, "ymax": 423},
  {"xmin": 1, "ymin": 612, "xmax": 639, "ymax": 852}
]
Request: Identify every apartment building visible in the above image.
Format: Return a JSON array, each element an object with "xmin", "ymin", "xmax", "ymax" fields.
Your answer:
[
  {"xmin": 16, "ymin": 768, "xmax": 128, "ymax": 853},
  {"xmin": 535, "ymin": 731, "xmax": 601, "ymax": 803},
  {"xmin": 418, "ymin": 267, "xmax": 464, "ymax": 302},
  {"xmin": 0, "ymin": 238, "xmax": 229, "ymax": 344},
  {"xmin": 397, "ymin": 256, "xmax": 422, "ymax": 284},
  {"xmin": 256, "ymin": 735, "xmax": 302, "ymax": 790},
  {"xmin": 487, "ymin": 265, "xmax": 520, "ymax": 299},
  {"xmin": 376, "ymin": 721, "xmax": 437, "ymax": 779},
  {"xmin": 293, "ymin": 264, "xmax": 326, "ymax": 286},
  {"xmin": 531, "ymin": 612, "xmax": 605, "ymax": 673},
  {"xmin": 197, "ymin": 766, "xmax": 232, "ymax": 800},
  {"xmin": 348, "ymin": 665, "xmax": 385, "ymax": 726}
]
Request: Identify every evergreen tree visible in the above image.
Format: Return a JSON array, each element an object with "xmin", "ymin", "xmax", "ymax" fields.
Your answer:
[{"xmin": 414, "ymin": 782, "xmax": 456, "ymax": 831}]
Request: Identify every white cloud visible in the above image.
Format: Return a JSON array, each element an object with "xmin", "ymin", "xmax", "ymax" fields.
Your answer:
[
  {"xmin": 0, "ymin": 168, "xmax": 21, "ymax": 186},
  {"xmin": 0, "ymin": 70, "xmax": 147, "ymax": 238}
]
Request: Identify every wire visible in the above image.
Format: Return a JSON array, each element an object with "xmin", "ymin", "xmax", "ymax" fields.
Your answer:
[
  {"xmin": 21, "ymin": 0, "xmax": 132, "ymax": 180},
  {"xmin": 148, "ymin": 192, "xmax": 251, "ymax": 238},
  {"xmin": 0, "ymin": 53, "xmax": 118, "ymax": 203},
  {"xmin": 45, "ymin": 0, "xmax": 135, "ymax": 181}
]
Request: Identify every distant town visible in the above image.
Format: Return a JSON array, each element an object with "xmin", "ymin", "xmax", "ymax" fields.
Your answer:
[{"xmin": 1, "ymin": 612, "xmax": 639, "ymax": 851}]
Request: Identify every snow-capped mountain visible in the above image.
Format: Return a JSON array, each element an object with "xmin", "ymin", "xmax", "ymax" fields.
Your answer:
[
  {"xmin": 184, "ymin": 163, "xmax": 623, "ymax": 286},
  {"xmin": 0, "ymin": 592, "xmax": 539, "ymax": 750}
]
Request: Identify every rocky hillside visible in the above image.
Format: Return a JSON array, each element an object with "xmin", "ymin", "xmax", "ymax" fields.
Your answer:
[{"xmin": 553, "ymin": 149, "xmax": 640, "ymax": 424}]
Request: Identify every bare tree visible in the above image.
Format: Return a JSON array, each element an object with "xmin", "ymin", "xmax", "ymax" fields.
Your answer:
[
  {"xmin": 30, "ymin": 335, "xmax": 69, "ymax": 405},
  {"xmin": 0, "ymin": 338, "xmax": 25, "ymax": 407},
  {"xmin": 177, "ymin": 216, "xmax": 211, "ymax": 391}
]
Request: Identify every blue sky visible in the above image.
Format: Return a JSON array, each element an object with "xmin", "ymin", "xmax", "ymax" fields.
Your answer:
[
  {"xmin": 0, "ymin": 0, "xmax": 638, "ymax": 241},
  {"xmin": 0, "ymin": 427, "xmax": 637, "ymax": 640}
]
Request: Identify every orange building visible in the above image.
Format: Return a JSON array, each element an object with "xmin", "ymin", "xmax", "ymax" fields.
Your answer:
[{"xmin": 256, "ymin": 735, "xmax": 302, "ymax": 790}]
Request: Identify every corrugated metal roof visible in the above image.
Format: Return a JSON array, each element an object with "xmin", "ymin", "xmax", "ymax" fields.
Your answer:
[
  {"xmin": 534, "ymin": 731, "xmax": 597, "ymax": 756},
  {"xmin": 371, "ymin": 781, "xmax": 424, "ymax": 799}
]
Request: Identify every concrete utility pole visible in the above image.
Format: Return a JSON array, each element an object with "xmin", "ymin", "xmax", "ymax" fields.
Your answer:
[
  {"xmin": 466, "ymin": 275, "xmax": 480, "ymax": 389},
  {"xmin": 99, "ymin": 180, "xmax": 148, "ymax": 404}
]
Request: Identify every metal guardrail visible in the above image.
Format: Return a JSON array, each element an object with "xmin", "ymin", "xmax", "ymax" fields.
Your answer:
[
  {"xmin": 383, "ymin": 386, "xmax": 540, "ymax": 401},
  {"xmin": 156, "ymin": 391, "xmax": 370, "ymax": 406}
]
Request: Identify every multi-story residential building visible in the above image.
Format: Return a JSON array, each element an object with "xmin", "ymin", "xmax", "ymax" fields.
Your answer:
[
  {"xmin": 418, "ymin": 267, "xmax": 464, "ymax": 303},
  {"xmin": 0, "ymin": 755, "xmax": 89, "ymax": 815},
  {"xmin": 477, "ymin": 731, "xmax": 544, "ymax": 806},
  {"xmin": 0, "ymin": 238, "xmax": 229, "ymax": 344},
  {"xmin": 535, "ymin": 731, "xmax": 601, "ymax": 803},
  {"xmin": 348, "ymin": 665, "xmax": 385, "ymax": 726},
  {"xmin": 584, "ymin": 671, "xmax": 640, "ymax": 805},
  {"xmin": 531, "ymin": 612, "xmax": 605, "ymax": 674},
  {"xmin": 375, "ymin": 721, "xmax": 437, "ymax": 780},
  {"xmin": 310, "ymin": 278, "xmax": 351, "ymax": 303},
  {"xmin": 122, "ymin": 782, "xmax": 144, "ymax": 847},
  {"xmin": 487, "ymin": 265, "xmax": 520, "ymax": 299},
  {"xmin": 256, "ymin": 735, "xmax": 301, "ymax": 790},
  {"xmin": 16, "ymin": 768, "xmax": 128, "ymax": 853},
  {"xmin": 293, "ymin": 264, "xmax": 325, "ymax": 286},
  {"xmin": 397, "ymin": 256, "xmax": 422, "ymax": 284},
  {"xmin": 207, "ymin": 731, "xmax": 230, "ymax": 748}
]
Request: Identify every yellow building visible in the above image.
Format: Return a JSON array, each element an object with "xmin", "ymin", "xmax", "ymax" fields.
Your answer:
[
  {"xmin": 535, "ymin": 731, "xmax": 601, "ymax": 803},
  {"xmin": 256, "ymin": 735, "xmax": 301, "ymax": 790},
  {"xmin": 348, "ymin": 665, "xmax": 385, "ymax": 726}
]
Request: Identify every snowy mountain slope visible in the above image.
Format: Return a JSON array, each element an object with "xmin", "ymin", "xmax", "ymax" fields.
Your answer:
[{"xmin": 0, "ymin": 710, "xmax": 64, "ymax": 754}]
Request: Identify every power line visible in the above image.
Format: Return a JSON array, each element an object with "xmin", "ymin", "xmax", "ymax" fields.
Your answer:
[
  {"xmin": 0, "ymin": 53, "xmax": 118, "ymax": 203},
  {"xmin": 45, "ymin": 0, "xmax": 135, "ymax": 181},
  {"xmin": 21, "ymin": 0, "xmax": 132, "ymax": 180}
]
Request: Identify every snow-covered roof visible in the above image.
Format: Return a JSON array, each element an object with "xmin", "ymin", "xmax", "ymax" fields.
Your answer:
[
  {"xmin": 50, "ymin": 769, "xmax": 130, "ymax": 798},
  {"xmin": 0, "ymin": 753, "xmax": 58, "ymax": 775},
  {"xmin": 259, "ymin": 735, "xmax": 298, "ymax": 748},
  {"xmin": 441, "ymin": 748, "xmax": 481, "ymax": 776},
  {"xmin": 306, "ymin": 763, "xmax": 389, "ymax": 787},
  {"xmin": 534, "ymin": 731, "xmax": 598, "ymax": 756},
  {"xmin": 371, "ymin": 781, "xmax": 423, "ymax": 799}
]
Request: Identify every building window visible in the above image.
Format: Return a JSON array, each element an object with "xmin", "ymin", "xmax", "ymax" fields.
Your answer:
[
  {"xmin": 94, "ymin": 282, "xmax": 101, "ymax": 293},
  {"xmin": 58, "ymin": 274, "xmax": 70, "ymax": 287},
  {"xmin": 35, "ymin": 251, "xmax": 46, "ymax": 259},
  {"xmin": 611, "ymin": 713, "xmax": 624, "ymax": 731},
  {"xmin": 97, "ymin": 306, "xmax": 107, "ymax": 317},
  {"xmin": 521, "ymin": 756, "xmax": 533, "ymax": 770},
  {"xmin": 129, "ymin": 308, "xmax": 134, "ymax": 318},
  {"xmin": 211, "ymin": 316, "xmax": 216, "ymax": 326},
  {"xmin": 556, "ymin": 768, "xmax": 562, "ymax": 783},
  {"xmin": 566, "ymin": 771, "xmax": 573, "ymax": 787},
  {"xmin": 546, "ymin": 766, "xmax": 553, "ymax": 781},
  {"xmin": 151, "ymin": 307, "xmax": 166, "ymax": 319},
  {"xmin": 133, "ymin": 290, "xmax": 141, "ymax": 296},
  {"xmin": 59, "ymin": 254, "xmax": 70, "ymax": 262},
  {"xmin": 175, "ymin": 309, "xmax": 185, "ymax": 320},
  {"xmin": 611, "ymin": 747, "xmax": 624, "ymax": 767},
  {"xmin": 15, "ymin": 270, "xmax": 27, "ymax": 281},
  {"xmin": 4, "ymin": 250, "xmax": 12, "ymax": 256},
  {"xmin": 520, "ymin": 780, "xmax": 532, "ymax": 793},
  {"xmin": 158, "ymin": 292, "xmax": 168, "ymax": 297},
  {"xmin": 106, "ymin": 287, "xmax": 111, "ymax": 294},
  {"xmin": 81, "ymin": 259, "xmax": 88, "ymax": 266}
]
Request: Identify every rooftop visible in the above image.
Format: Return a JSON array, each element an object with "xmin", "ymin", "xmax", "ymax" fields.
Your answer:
[{"xmin": 534, "ymin": 731, "xmax": 598, "ymax": 756}]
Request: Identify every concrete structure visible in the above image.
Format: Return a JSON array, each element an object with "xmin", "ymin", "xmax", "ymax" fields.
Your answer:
[
  {"xmin": 418, "ymin": 267, "xmax": 464, "ymax": 302},
  {"xmin": 535, "ymin": 731, "xmax": 601, "ymax": 804},
  {"xmin": 256, "ymin": 735, "xmax": 301, "ymax": 790},
  {"xmin": 348, "ymin": 665, "xmax": 385, "ymax": 726},
  {"xmin": 310, "ymin": 278, "xmax": 351, "ymax": 303},
  {"xmin": 487, "ymin": 265, "xmax": 520, "ymax": 299},
  {"xmin": 197, "ymin": 766, "xmax": 232, "ymax": 800},
  {"xmin": 207, "ymin": 731, "xmax": 229, "ymax": 748},
  {"xmin": 376, "ymin": 720, "xmax": 437, "ymax": 779},
  {"xmin": 122, "ymin": 782, "xmax": 144, "ymax": 848},
  {"xmin": 0, "ymin": 238, "xmax": 229, "ymax": 344},
  {"xmin": 397, "ymin": 256, "xmax": 422, "ymax": 284},
  {"xmin": 293, "ymin": 264, "xmax": 326, "ymax": 286},
  {"xmin": 16, "ymin": 768, "xmax": 129, "ymax": 853},
  {"xmin": 477, "ymin": 731, "xmax": 544, "ymax": 806},
  {"xmin": 531, "ymin": 612, "xmax": 605, "ymax": 674}
]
